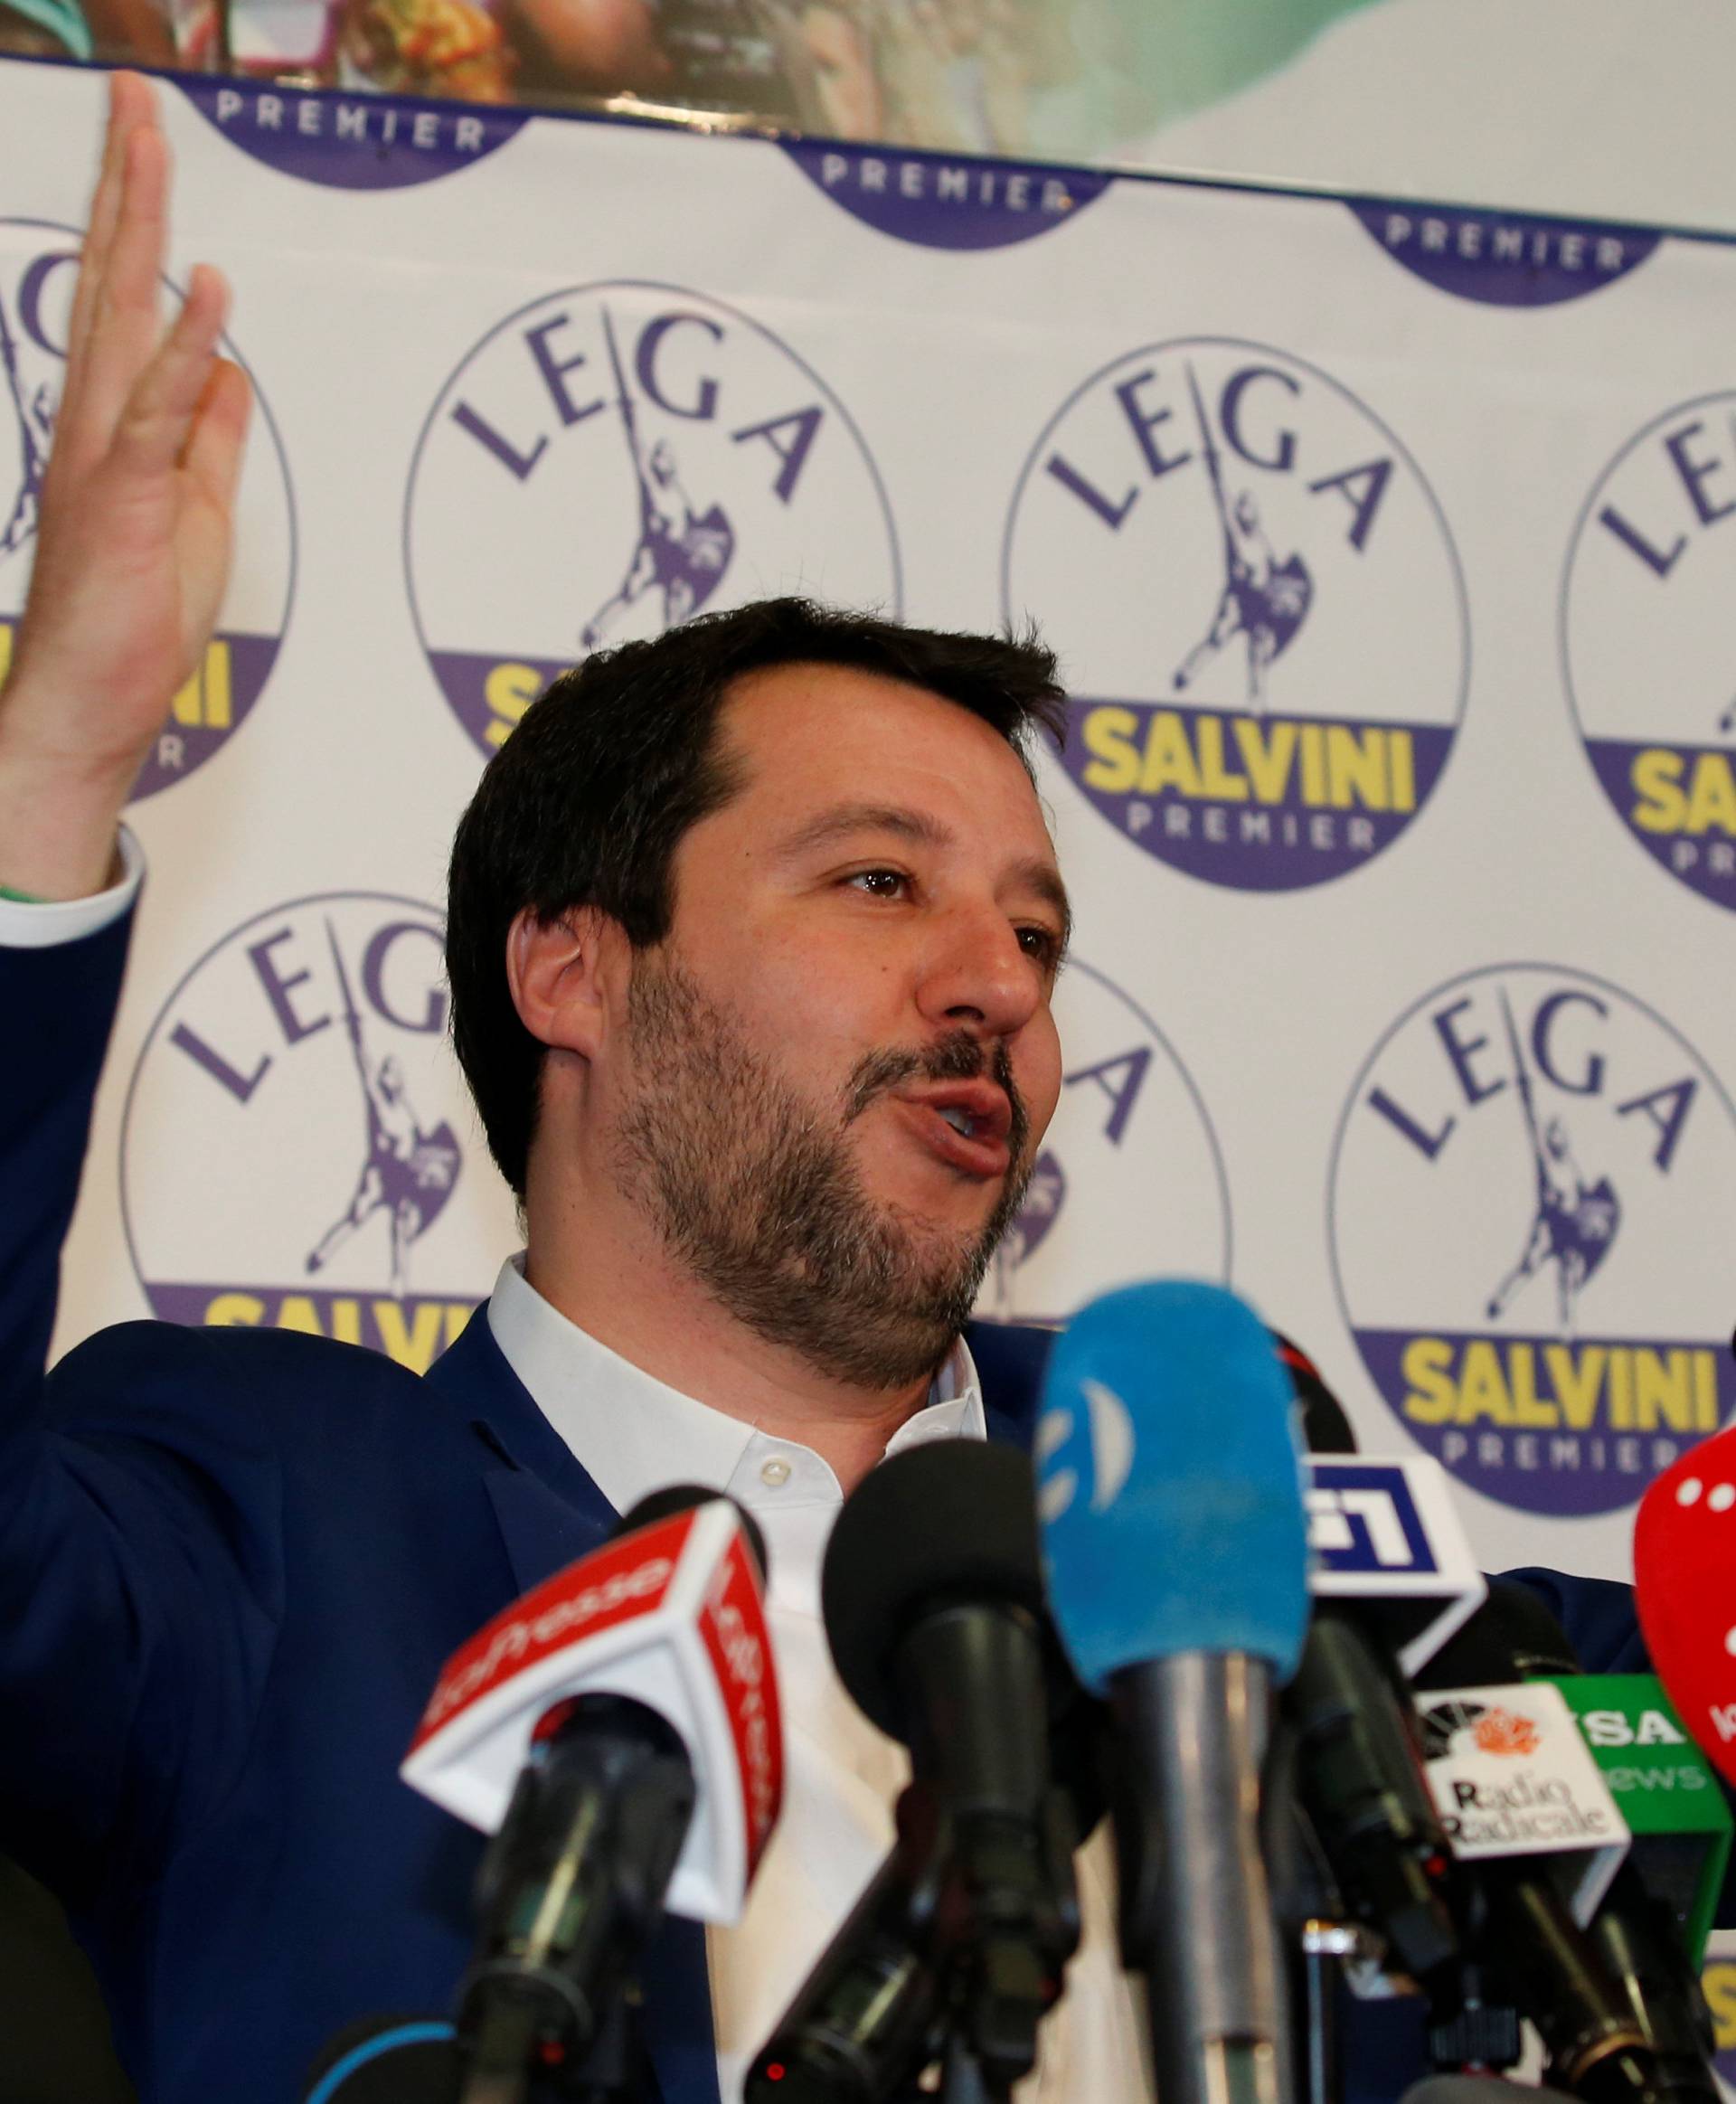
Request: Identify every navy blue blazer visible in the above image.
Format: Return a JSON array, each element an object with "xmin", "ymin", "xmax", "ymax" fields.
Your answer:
[{"xmin": 0, "ymin": 913, "xmax": 1693, "ymax": 2104}]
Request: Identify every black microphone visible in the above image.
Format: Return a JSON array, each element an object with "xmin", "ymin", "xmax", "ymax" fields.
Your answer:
[
  {"xmin": 1415, "ymin": 1588, "xmax": 1666, "ymax": 2104},
  {"xmin": 1272, "ymin": 1337, "xmax": 1463, "ymax": 1992},
  {"xmin": 441, "ymin": 1488, "xmax": 773, "ymax": 2104},
  {"xmin": 813, "ymin": 1440, "xmax": 1085, "ymax": 2101},
  {"xmin": 745, "ymin": 1694, "xmax": 1105, "ymax": 2104},
  {"xmin": 1423, "ymin": 1581, "xmax": 1720, "ymax": 2104}
]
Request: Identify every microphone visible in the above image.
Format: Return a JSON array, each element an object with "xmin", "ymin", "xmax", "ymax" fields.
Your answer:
[
  {"xmin": 1275, "ymin": 1343, "xmax": 1465, "ymax": 1995},
  {"xmin": 744, "ymin": 1662, "xmax": 1106, "ymax": 2104},
  {"xmin": 1415, "ymin": 1586, "xmax": 1667, "ymax": 2104},
  {"xmin": 1426, "ymin": 1581, "xmax": 1723, "ymax": 2104},
  {"xmin": 401, "ymin": 1487, "xmax": 782, "ymax": 2102},
  {"xmin": 1036, "ymin": 1278, "xmax": 1311, "ymax": 2104},
  {"xmin": 1634, "ymin": 1425, "xmax": 1736, "ymax": 1788},
  {"xmin": 811, "ymin": 1440, "xmax": 1087, "ymax": 2101}
]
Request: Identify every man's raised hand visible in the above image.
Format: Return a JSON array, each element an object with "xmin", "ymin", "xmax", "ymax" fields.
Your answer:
[{"xmin": 0, "ymin": 71, "xmax": 251, "ymax": 901}]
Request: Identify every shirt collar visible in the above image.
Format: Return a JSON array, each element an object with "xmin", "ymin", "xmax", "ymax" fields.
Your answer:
[{"xmin": 486, "ymin": 1252, "xmax": 986, "ymax": 1530}]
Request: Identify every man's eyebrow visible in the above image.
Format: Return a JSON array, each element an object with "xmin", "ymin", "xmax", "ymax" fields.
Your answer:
[
  {"xmin": 773, "ymin": 802, "xmax": 949, "ymax": 858},
  {"xmin": 777, "ymin": 801, "xmax": 1073, "ymax": 955}
]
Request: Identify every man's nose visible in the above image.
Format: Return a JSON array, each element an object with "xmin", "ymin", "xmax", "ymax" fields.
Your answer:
[{"xmin": 915, "ymin": 901, "xmax": 1043, "ymax": 1041}]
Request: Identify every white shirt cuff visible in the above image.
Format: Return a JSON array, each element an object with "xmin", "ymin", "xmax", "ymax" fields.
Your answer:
[{"xmin": 0, "ymin": 826, "xmax": 143, "ymax": 948}]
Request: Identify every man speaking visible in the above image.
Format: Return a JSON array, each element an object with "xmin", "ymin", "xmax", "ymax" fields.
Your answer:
[
  {"xmin": 0, "ymin": 71, "xmax": 1144, "ymax": 2104},
  {"xmin": 0, "ymin": 71, "xmax": 1691, "ymax": 2104}
]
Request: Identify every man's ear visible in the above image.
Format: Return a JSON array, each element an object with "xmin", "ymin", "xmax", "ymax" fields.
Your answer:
[{"xmin": 505, "ymin": 906, "xmax": 629, "ymax": 1062}]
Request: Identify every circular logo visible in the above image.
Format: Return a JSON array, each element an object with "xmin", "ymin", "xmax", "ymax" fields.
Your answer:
[
  {"xmin": 405, "ymin": 280, "xmax": 901, "ymax": 759},
  {"xmin": 1003, "ymin": 336, "xmax": 1468, "ymax": 891},
  {"xmin": 123, "ymin": 894, "xmax": 518, "ymax": 1369},
  {"xmin": 1329, "ymin": 963, "xmax": 1736, "ymax": 1515},
  {"xmin": 974, "ymin": 957, "xmax": 1230, "ymax": 1326},
  {"xmin": 1562, "ymin": 389, "xmax": 1736, "ymax": 911},
  {"xmin": 0, "ymin": 218, "xmax": 295, "ymax": 800}
]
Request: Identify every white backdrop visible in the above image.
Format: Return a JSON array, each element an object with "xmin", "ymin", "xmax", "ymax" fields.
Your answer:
[{"xmin": 4, "ymin": 55, "xmax": 1734, "ymax": 1596}]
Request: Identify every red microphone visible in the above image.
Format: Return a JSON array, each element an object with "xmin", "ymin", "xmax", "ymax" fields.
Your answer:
[{"xmin": 1633, "ymin": 1427, "xmax": 1736, "ymax": 1787}]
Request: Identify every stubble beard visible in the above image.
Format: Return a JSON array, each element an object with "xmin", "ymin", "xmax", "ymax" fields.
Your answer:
[{"xmin": 611, "ymin": 952, "xmax": 1033, "ymax": 1390}]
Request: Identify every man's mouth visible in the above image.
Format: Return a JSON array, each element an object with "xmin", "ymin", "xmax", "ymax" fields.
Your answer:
[{"xmin": 895, "ymin": 1081, "xmax": 1014, "ymax": 1178}]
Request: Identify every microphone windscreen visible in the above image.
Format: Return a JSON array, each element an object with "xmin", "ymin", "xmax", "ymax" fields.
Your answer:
[
  {"xmin": 1634, "ymin": 1431, "xmax": 1736, "ymax": 1787},
  {"xmin": 303, "ymin": 2016, "xmax": 458, "ymax": 2104},
  {"xmin": 617, "ymin": 1485, "xmax": 769, "ymax": 1587},
  {"xmin": 1035, "ymin": 1279, "xmax": 1310, "ymax": 1694},
  {"xmin": 821, "ymin": 1441, "xmax": 1046, "ymax": 1739},
  {"xmin": 1412, "ymin": 1577, "xmax": 1581, "ymax": 1689}
]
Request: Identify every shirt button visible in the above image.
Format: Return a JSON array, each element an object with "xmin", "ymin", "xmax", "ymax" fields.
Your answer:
[{"xmin": 760, "ymin": 1458, "xmax": 791, "ymax": 1488}]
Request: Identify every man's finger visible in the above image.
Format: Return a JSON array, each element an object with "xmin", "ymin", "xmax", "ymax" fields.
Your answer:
[
  {"xmin": 72, "ymin": 117, "xmax": 173, "ymax": 456},
  {"xmin": 182, "ymin": 357, "xmax": 252, "ymax": 520},
  {"xmin": 62, "ymin": 72, "xmax": 158, "ymax": 422},
  {"xmin": 108, "ymin": 262, "xmax": 230, "ymax": 481}
]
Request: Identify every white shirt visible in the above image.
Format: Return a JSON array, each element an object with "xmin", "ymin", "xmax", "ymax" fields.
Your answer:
[
  {"xmin": 2, "ymin": 857, "xmax": 1150, "ymax": 2103},
  {"xmin": 489, "ymin": 1255, "xmax": 1150, "ymax": 2104}
]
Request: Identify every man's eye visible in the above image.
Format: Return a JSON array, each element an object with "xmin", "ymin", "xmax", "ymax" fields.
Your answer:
[
  {"xmin": 1018, "ymin": 926, "xmax": 1062, "ymax": 967},
  {"xmin": 850, "ymin": 869, "xmax": 908, "ymax": 899}
]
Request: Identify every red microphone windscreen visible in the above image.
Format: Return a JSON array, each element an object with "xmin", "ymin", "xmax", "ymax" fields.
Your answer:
[{"xmin": 1633, "ymin": 1426, "xmax": 1736, "ymax": 1786}]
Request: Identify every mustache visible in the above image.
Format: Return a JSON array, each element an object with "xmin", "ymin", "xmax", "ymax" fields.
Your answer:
[{"xmin": 844, "ymin": 1032, "xmax": 1031, "ymax": 1164}]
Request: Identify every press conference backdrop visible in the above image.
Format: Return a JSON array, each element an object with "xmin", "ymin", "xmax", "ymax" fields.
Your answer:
[{"xmin": 4, "ymin": 59, "xmax": 1735, "ymax": 1598}]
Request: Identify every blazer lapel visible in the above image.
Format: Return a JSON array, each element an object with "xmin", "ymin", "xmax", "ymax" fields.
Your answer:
[{"xmin": 425, "ymin": 1308, "xmax": 723, "ymax": 2104}]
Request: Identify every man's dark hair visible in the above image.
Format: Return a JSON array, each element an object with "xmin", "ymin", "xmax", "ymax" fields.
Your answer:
[{"xmin": 447, "ymin": 596, "xmax": 1067, "ymax": 1200}]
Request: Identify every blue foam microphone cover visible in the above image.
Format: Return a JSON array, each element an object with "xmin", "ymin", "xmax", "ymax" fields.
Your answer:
[{"xmin": 1035, "ymin": 1279, "xmax": 1310, "ymax": 1695}]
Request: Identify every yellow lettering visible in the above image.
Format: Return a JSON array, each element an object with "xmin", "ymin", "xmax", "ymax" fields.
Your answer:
[
  {"xmin": 167, "ymin": 639, "xmax": 232, "ymax": 730},
  {"xmin": 1695, "ymin": 1349, "xmax": 1719, "ymax": 1432},
  {"xmin": 331, "ymin": 1297, "xmax": 363, "ymax": 1347},
  {"xmin": 204, "ymin": 1292, "xmax": 264, "ymax": 1326},
  {"xmin": 486, "ymin": 663, "xmax": 542, "ymax": 749},
  {"xmin": 1703, "ymin": 1960, "xmax": 1736, "ymax": 2050},
  {"xmin": 1298, "ymin": 722, "xmax": 1326, "ymax": 804},
  {"xmin": 1458, "ymin": 1338, "xmax": 1514, "ymax": 1425},
  {"xmin": 1547, "ymin": 1344, "xmax": 1605, "ymax": 1431},
  {"xmin": 1326, "ymin": 724, "xmax": 1389, "ymax": 811},
  {"xmin": 1630, "ymin": 750, "xmax": 1687, "ymax": 833},
  {"xmin": 1634, "ymin": 1347, "xmax": 1694, "ymax": 1432},
  {"xmin": 1609, "ymin": 1346, "xmax": 1634, "ymax": 1431},
  {"xmin": 276, "ymin": 1295, "xmax": 325, "ymax": 1337},
  {"xmin": 1389, "ymin": 730, "xmax": 1416, "ymax": 812},
  {"xmin": 375, "ymin": 1298, "xmax": 446, "ymax": 1374},
  {"xmin": 203, "ymin": 638, "xmax": 231, "ymax": 730},
  {"xmin": 1509, "ymin": 1344, "xmax": 1557, "ymax": 1427},
  {"xmin": 1139, "ymin": 712, "xmax": 1203, "ymax": 797},
  {"xmin": 1231, "ymin": 715, "xmax": 1297, "ymax": 803},
  {"xmin": 1080, "ymin": 706, "xmax": 1142, "ymax": 794},
  {"xmin": 1401, "ymin": 1335, "xmax": 1457, "ymax": 1425},
  {"xmin": 445, "ymin": 1301, "xmax": 476, "ymax": 1347},
  {"xmin": 1195, "ymin": 715, "xmax": 1249, "ymax": 800},
  {"xmin": 0, "ymin": 619, "xmax": 12, "ymax": 687},
  {"xmin": 1684, "ymin": 751, "xmax": 1736, "ymax": 835}
]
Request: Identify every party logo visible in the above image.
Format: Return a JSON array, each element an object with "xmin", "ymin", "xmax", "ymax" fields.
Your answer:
[
  {"xmin": 976, "ymin": 957, "xmax": 1230, "ymax": 1325},
  {"xmin": 1329, "ymin": 963, "xmax": 1736, "ymax": 1515},
  {"xmin": 1004, "ymin": 337, "xmax": 1467, "ymax": 889},
  {"xmin": 123, "ymin": 895, "xmax": 517, "ymax": 1370},
  {"xmin": 1563, "ymin": 388, "xmax": 1736, "ymax": 910},
  {"xmin": 1352, "ymin": 201, "xmax": 1658, "ymax": 307},
  {"xmin": 0, "ymin": 219, "xmax": 295, "ymax": 798},
  {"xmin": 177, "ymin": 79, "xmax": 526, "ymax": 189},
  {"xmin": 783, "ymin": 140, "xmax": 1109, "ymax": 250},
  {"xmin": 406, "ymin": 280, "xmax": 901, "ymax": 758}
]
